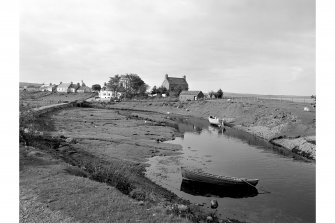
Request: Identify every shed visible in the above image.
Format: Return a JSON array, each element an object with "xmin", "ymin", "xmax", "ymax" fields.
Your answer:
[{"xmin": 179, "ymin": 91, "xmax": 204, "ymax": 101}]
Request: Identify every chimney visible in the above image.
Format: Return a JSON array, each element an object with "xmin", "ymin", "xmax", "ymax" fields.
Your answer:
[
  {"xmin": 49, "ymin": 83, "xmax": 52, "ymax": 86},
  {"xmin": 165, "ymin": 74, "xmax": 168, "ymax": 79},
  {"xmin": 71, "ymin": 81, "xmax": 73, "ymax": 84},
  {"xmin": 104, "ymin": 82, "xmax": 107, "ymax": 87},
  {"xmin": 183, "ymin": 75, "xmax": 186, "ymax": 80},
  {"xmin": 60, "ymin": 81, "xmax": 62, "ymax": 84}
]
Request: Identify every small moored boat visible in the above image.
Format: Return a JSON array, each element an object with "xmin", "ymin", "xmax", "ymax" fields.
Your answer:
[
  {"xmin": 181, "ymin": 167, "xmax": 259, "ymax": 187},
  {"xmin": 208, "ymin": 116, "xmax": 224, "ymax": 127}
]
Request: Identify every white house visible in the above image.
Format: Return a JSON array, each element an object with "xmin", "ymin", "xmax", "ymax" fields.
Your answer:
[
  {"xmin": 99, "ymin": 86, "xmax": 122, "ymax": 100},
  {"xmin": 57, "ymin": 82, "xmax": 71, "ymax": 93}
]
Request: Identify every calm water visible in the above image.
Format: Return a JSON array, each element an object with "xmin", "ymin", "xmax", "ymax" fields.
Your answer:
[{"xmin": 145, "ymin": 117, "xmax": 315, "ymax": 223}]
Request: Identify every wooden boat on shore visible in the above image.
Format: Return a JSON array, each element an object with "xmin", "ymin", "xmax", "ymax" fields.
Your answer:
[
  {"xmin": 208, "ymin": 116, "xmax": 224, "ymax": 127},
  {"xmin": 180, "ymin": 179, "xmax": 258, "ymax": 198},
  {"xmin": 181, "ymin": 167, "xmax": 259, "ymax": 187}
]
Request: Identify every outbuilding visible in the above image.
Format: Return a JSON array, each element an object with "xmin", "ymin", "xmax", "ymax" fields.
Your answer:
[{"xmin": 179, "ymin": 90, "xmax": 204, "ymax": 101}]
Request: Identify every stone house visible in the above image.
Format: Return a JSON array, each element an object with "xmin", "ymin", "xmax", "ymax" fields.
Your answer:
[
  {"xmin": 77, "ymin": 86, "xmax": 92, "ymax": 93},
  {"xmin": 179, "ymin": 90, "xmax": 204, "ymax": 101},
  {"xmin": 77, "ymin": 81, "xmax": 91, "ymax": 93},
  {"xmin": 69, "ymin": 82, "xmax": 80, "ymax": 93},
  {"xmin": 161, "ymin": 74, "xmax": 188, "ymax": 92},
  {"xmin": 56, "ymin": 82, "xmax": 72, "ymax": 93},
  {"xmin": 40, "ymin": 83, "xmax": 57, "ymax": 92}
]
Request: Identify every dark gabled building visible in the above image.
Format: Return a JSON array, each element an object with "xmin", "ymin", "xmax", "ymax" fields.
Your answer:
[
  {"xmin": 179, "ymin": 90, "xmax": 204, "ymax": 101},
  {"xmin": 161, "ymin": 74, "xmax": 188, "ymax": 92}
]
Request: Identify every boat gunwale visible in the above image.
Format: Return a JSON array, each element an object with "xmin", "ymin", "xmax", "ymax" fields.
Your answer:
[{"xmin": 181, "ymin": 167, "xmax": 259, "ymax": 186}]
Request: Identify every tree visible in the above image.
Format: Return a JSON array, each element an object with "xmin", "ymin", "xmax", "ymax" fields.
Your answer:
[
  {"xmin": 216, "ymin": 89, "xmax": 223, "ymax": 99},
  {"xmin": 311, "ymin": 95, "xmax": 316, "ymax": 108},
  {"xmin": 209, "ymin": 91, "xmax": 215, "ymax": 99},
  {"xmin": 126, "ymin": 74, "xmax": 147, "ymax": 95},
  {"xmin": 151, "ymin": 86, "xmax": 157, "ymax": 94},
  {"xmin": 107, "ymin": 75, "xmax": 122, "ymax": 98},
  {"xmin": 171, "ymin": 86, "xmax": 183, "ymax": 97},
  {"xmin": 91, "ymin": 84, "xmax": 101, "ymax": 91},
  {"xmin": 107, "ymin": 74, "xmax": 148, "ymax": 98},
  {"xmin": 157, "ymin": 86, "xmax": 168, "ymax": 95}
]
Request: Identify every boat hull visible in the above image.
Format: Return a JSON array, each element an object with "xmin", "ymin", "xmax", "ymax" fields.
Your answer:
[
  {"xmin": 208, "ymin": 116, "xmax": 222, "ymax": 127},
  {"xmin": 181, "ymin": 167, "xmax": 259, "ymax": 187},
  {"xmin": 180, "ymin": 179, "xmax": 258, "ymax": 198}
]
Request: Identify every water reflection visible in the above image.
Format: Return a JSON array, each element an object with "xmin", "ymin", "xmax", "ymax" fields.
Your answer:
[{"xmin": 180, "ymin": 179, "xmax": 258, "ymax": 198}]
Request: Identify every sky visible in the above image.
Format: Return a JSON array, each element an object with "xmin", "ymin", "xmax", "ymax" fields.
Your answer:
[{"xmin": 20, "ymin": 0, "xmax": 315, "ymax": 96}]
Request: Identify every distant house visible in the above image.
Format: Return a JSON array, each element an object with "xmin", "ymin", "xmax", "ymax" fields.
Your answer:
[
  {"xmin": 46, "ymin": 84, "xmax": 58, "ymax": 92},
  {"xmin": 40, "ymin": 83, "xmax": 57, "ymax": 92},
  {"xmin": 40, "ymin": 84, "xmax": 50, "ymax": 92},
  {"xmin": 179, "ymin": 91, "xmax": 204, "ymax": 101},
  {"xmin": 77, "ymin": 81, "xmax": 92, "ymax": 93},
  {"xmin": 161, "ymin": 74, "xmax": 188, "ymax": 92},
  {"xmin": 99, "ymin": 85, "xmax": 122, "ymax": 100},
  {"xmin": 77, "ymin": 86, "xmax": 92, "ymax": 93},
  {"xmin": 57, "ymin": 82, "xmax": 71, "ymax": 93},
  {"xmin": 69, "ymin": 83, "xmax": 80, "ymax": 93}
]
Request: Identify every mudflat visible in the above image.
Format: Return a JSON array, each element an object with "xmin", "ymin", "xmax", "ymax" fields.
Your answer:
[{"xmin": 20, "ymin": 92, "xmax": 315, "ymax": 222}]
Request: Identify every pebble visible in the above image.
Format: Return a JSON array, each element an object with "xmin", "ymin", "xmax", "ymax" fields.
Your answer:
[
  {"xmin": 210, "ymin": 199, "xmax": 218, "ymax": 209},
  {"xmin": 206, "ymin": 216, "xmax": 213, "ymax": 222},
  {"xmin": 177, "ymin": 204, "xmax": 188, "ymax": 212}
]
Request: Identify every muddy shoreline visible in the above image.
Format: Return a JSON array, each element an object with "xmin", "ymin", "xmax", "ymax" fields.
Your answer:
[
  {"xmin": 20, "ymin": 104, "xmax": 245, "ymax": 222},
  {"xmin": 20, "ymin": 96, "xmax": 315, "ymax": 222},
  {"xmin": 97, "ymin": 100, "xmax": 315, "ymax": 161}
]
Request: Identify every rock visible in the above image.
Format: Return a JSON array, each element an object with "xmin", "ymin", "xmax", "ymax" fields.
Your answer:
[
  {"xmin": 27, "ymin": 151, "xmax": 44, "ymax": 157},
  {"xmin": 206, "ymin": 216, "xmax": 213, "ymax": 222},
  {"xmin": 23, "ymin": 128, "xmax": 30, "ymax": 134},
  {"xmin": 58, "ymin": 146, "xmax": 70, "ymax": 152},
  {"xmin": 210, "ymin": 199, "xmax": 218, "ymax": 209},
  {"xmin": 65, "ymin": 137, "xmax": 77, "ymax": 143},
  {"xmin": 177, "ymin": 204, "xmax": 188, "ymax": 212}
]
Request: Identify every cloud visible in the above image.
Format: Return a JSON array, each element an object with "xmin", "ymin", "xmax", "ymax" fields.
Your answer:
[{"xmin": 20, "ymin": 0, "xmax": 315, "ymax": 95}]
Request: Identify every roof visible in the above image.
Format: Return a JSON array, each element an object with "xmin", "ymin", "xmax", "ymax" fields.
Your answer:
[
  {"xmin": 166, "ymin": 77, "xmax": 188, "ymax": 85},
  {"xmin": 180, "ymin": 90, "xmax": 202, "ymax": 96},
  {"xmin": 69, "ymin": 83, "xmax": 80, "ymax": 89},
  {"xmin": 57, "ymin": 83, "xmax": 72, "ymax": 88},
  {"xmin": 77, "ymin": 86, "xmax": 91, "ymax": 91},
  {"xmin": 101, "ymin": 86, "xmax": 112, "ymax": 91}
]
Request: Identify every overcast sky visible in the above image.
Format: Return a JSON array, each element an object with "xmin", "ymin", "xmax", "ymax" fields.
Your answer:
[{"xmin": 20, "ymin": 0, "xmax": 315, "ymax": 95}]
